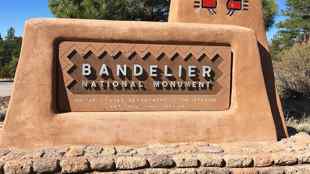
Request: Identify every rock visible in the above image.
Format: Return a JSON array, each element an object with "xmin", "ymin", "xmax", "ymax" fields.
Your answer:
[
  {"xmin": 84, "ymin": 145, "xmax": 103, "ymax": 158},
  {"xmin": 1, "ymin": 151, "xmax": 27, "ymax": 161},
  {"xmin": 169, "ymin": 168, "xmax": 197, "ymax": 174},
  {"xmin": 257, "ymin": 167, "xmax": 285, "ymax": 174},
  {"xmin": 173, "ymin": 155, "xmax": 199, "ymax": 168},
  {"xmin": 298, "ymin": 153, "xmax": 310, "ymax": 164},
  {"xmin": 0, "ymin": 149, "xmax": 10, "ymax": 158},
  {"xmin": 100, "ymin": 147, "xmax": 116, "ymax": 156},
  {"xmin": 197, "ymin": 167, "xmax": 230, "ymax": 174},
  {"xmin": 145, "ymin": 169, "xmax": 170, "ymax": 174},
  {"xmin": 175, "ymin": 145, "xmax": 199, "ymax": 154},
  {"xmin": 88, "ymin": 157, "xmax": 115, "ymax": 171},
  {"xmin": 264, "ymin": 143, "xmax": 285, "ymax": 154},
  {"xmin": 32, "ymin": 158, "xmax": 59, "ymax": 173},
  {"xmin": 198, "ymin": 144, "xmax": 224, "ymax": 154},
  {"xmin": 224, "ymin": 155, "xmax": 253, "ymax": 168},
  {"xmin": 290, "ymin": 165, "xmax": 310, "ymax": 174},
  {"xmin": 156, "ymin": 147, "xmax": 179, "ymax": 156},
  {"xmin": 43, "ymin": 147, "xmax": 67, "ymax": 159},
  {"xmin": 291, "ymin": 132, "xmax": 310, "ymax": 139},
  {"xmin": 114, "ymin": 170, "xmax": 145, "ymax": 174},
  {"xmin": 65, "ymin": 145, "xmax": 86, "ymax": 157},
  {"xmin": 146, "ymin": 144, "xmax": 179, "ymax": 156},
  {"xmin": 21, "ymin": 150, "xmax": 44, "ymax": 160},
  {"xmin": 137, "ymin": 147, "xmax": 157, "ymax": 156},
  {"xmin": 197, "ymin": 154, "xmax": 225, "ymax": 167},
  {"xmin": 273, "ymin": 154, "xmax": 298, "ymax": 166},
  {"xmin": 116, "ymin": 146, "xmax": 138, "ymax": 156},
  {"xmin": 231, "ymin": 168, "xmax": 258, "ymax": 174},
  {"xmin": 148, "ymin": 155, "xmax": 175, "ymax": 168},
  {"xmin": 254, "ymin": 154, "xmax": 273, "ymax": 167},
  {"xmin": 284, "ymin": 166, "xmax": 304, "ymax": 174},
  {"xmin": 60, "ymin": 157, "xmax": 90, "ymax": 173},
  {"xmin": 115, "ymin": 156, "xmax": 148, "ymax": 170},
  {"xmin": 4, "ymin": 160, "xmax": 32, "ymax": 174}
]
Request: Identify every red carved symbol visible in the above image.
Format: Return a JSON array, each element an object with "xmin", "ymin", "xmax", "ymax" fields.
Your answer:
[
  {"xmin": 227, "ymin": 0, "xmax": 242, "ymax": 10},
  {"xmin": 226, "ymin": 0, "xmax": 248, "ymax": 16},
  {"xmin": 193, "ymin": 0, "xmax": 217, "ymax": 15},
  {"xmin": 202, "ymin": 0, "xmax": 217, "ymax": 8}
]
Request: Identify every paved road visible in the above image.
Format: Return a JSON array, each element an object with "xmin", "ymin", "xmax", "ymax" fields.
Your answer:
[{"xmin": 0, "ymin": 82, "xmax": 12, "ymax": 97}]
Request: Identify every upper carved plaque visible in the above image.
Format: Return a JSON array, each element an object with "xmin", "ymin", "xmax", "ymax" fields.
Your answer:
[
  {"xmin": 194, "ymin": 0, "xmax": 249, "ymax": 15},
  {"xmin": 58, "ymin": 41, "xmax": 232, "ymax": 112},
  {"xmin": 169, "ymin": 0, "xmax": 268, "ymax": 49}
]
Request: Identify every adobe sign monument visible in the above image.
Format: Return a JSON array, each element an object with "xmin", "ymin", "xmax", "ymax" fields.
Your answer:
[{"xmin": 0, "ymin": 0, "xmax": 287, "ymax": 148}]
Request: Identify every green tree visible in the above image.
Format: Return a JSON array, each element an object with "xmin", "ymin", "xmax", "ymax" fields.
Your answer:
[
  {"xmin": 263, "ymin": 0, "xmax": 278, "ymax": 31},
  {"xmin": 0, "ymin": 34, "xmax": 4, "ymax": 67},
  {"xmin": 0, "ymin": 27, "xmax": 22, "ymax": 78},
  {"xmin": 5, "ymin": 27, "xmax": 16, "ymax": 40},
  {"xmin": 48, "ymin": 0, "xmax": 275, "ymax": 27},
  {"xmin": 48, "ymin": 0, "xmax": 169, "ymax": 21},
  {"xmin": 271, "ymin": 0, "xmax": 310, "ymax": 55}
]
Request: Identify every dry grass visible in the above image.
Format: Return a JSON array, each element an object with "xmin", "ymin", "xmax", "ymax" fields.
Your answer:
[{"xmin": 273, "ymin": 43, "xmax": 310, "ymax": 98}]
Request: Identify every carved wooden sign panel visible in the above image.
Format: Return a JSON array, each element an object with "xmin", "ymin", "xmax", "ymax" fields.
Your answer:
[{"xmin": 58, "ymin": 41, "xmax": 232, "ymax": 112}]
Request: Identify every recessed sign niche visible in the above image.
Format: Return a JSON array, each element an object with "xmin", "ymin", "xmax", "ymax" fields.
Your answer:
[{"xmin": 58, "ymin": 42, "xmax": 232, "ymax": 112}]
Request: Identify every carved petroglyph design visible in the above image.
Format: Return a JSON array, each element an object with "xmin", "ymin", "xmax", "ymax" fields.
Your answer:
[
  {"xmin": 226, "ymin": 0, "xmax": 249, "ymax": 15},
  {"xmin": 194, "ymin": 0, "xmax": 249, "ymax": 16},
  {"xmin": 194, "ymin": 0, "xmax": 218, "ymax": 15}
]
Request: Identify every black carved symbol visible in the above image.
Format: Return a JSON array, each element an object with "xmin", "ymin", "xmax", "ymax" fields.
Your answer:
[
  {"xmin": 226, "ymin": 0, "xmax": 249, "ymax": 16},
  {"xmin": 194, "ymin": 0, "xmax": 217, "ymax": 15}
]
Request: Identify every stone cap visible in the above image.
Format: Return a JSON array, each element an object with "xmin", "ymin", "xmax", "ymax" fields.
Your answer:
[{"xmin": 0, "ymin": 132, "xmax": 309, "ymax": 173}]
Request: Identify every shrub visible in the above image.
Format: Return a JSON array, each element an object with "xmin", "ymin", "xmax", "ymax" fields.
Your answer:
[
  {"xmin": 274, "ymin": 43, "xmax": 310, "ymax": 121},
  {"xmin": 274, "ymin": 43, "xmax": 310, "ymax": 99},
  {"xmin": 0, "ymin": 59, "xmax": 17, "ymax": 79}
]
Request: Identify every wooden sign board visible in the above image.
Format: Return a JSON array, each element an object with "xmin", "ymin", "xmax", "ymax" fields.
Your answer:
[{"xmin": 58, "ymin": 42, "xmax": 232, "ymax": 112}]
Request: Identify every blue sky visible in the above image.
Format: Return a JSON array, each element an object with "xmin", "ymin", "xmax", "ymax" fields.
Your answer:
[
  {"xmin": 0, "ymin": 0, "xmax": 286, "ymax": 40},
  {"xmin": 268, "ymin": 0, "xmax": 287, "ymax": 40},
  {"xmin": 0, "ymin": 0, "xmax": 53, "ymax": 37}
]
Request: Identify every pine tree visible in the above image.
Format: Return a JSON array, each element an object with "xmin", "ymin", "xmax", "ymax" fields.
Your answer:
[
  {"xmin": 0, "ymin": 34, "xmax": 4, "ymax": 67},
  {"xmin": 263, "ymin": 0, "xmax": 278, "ymax": 31},
  {"xmin": 5, "ymin": 27, "xmax": 15, "ymax": 40},
  {"xmin": 48, "ymin": 0, "xmax": 169, "ymax": 21},
  {"xmin": 0, "ymin": 27, "xmax": 22, "ymax": 78},
  {"xmin": 48, "ymin": 0, "xmax": 274, "ymax": 27},
  {"xmin": 271, "ymin": 0, "xmax": 310, "ymax": 55}
]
